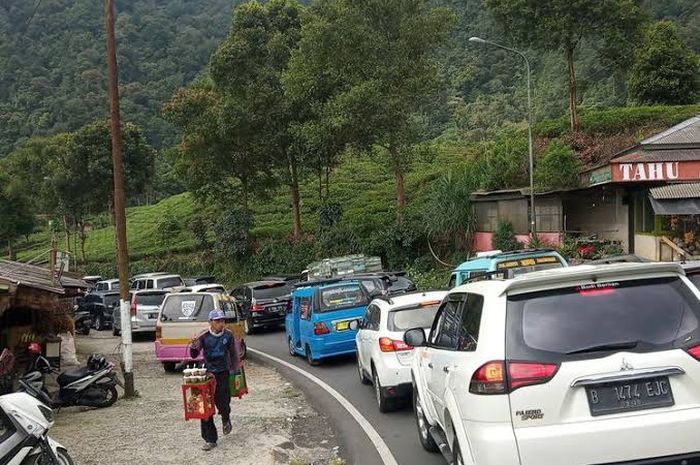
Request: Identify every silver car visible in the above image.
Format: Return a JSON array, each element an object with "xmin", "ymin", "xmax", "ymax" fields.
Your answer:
[{"xmin": 112, "ymin": 290, "xmax": 168, "ymax": 336}]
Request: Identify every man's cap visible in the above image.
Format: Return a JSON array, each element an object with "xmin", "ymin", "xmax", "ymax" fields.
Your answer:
[{"xmin": 208, "ymin": 309, "xmax": 226, "ymax": 321}]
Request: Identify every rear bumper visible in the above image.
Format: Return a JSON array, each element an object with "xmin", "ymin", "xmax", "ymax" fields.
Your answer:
[
  {"xmin": 460, "ymin": 420, "xmax": 520, "ymax": 465},
  {"xmin": 310, "ymin": 334, "xmax": 357, "ymax": 359},
  {"xmin": 381, "ymin": 382, "xmax": 412, "ymax": 399},
  {"xmin": 250, "ymin": 314, "xmax": 285, "ymax": 327},
  {"xmin": 594, "ymin": 451, "xmax": 700, "ymax": 465}
]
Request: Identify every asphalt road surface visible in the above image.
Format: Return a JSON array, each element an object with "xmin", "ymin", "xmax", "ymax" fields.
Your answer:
[{"xmin": 247, "ymin": 329, "xmax": 445, "ymax": 465}]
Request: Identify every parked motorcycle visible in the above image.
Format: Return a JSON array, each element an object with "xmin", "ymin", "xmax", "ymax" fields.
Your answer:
[
  {"xmin": 0, "ymin": 391, "xmax": 74, "ymax": 464},
  {"xmin": 72, "ymin": 307, "xmax": 92, "ymax": 336},
  {"xmin": 19, "ymin": 353, "xmax": 122, "ymax": 409}
]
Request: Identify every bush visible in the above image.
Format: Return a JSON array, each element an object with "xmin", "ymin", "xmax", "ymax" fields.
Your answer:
[
  {"xmin": 492, "ymin": 221, "xmax": 521, "ymax": 251},
  {"xmin": 213, "ymin": 208, "xmax": 254, "ymax": 260},
  {"xmin": 481, "ymin": 128, "xmax": 529, "ymax": 191},
  {"xmin": 188, "ymin": 214, "xmax": 211, "ymax": 249},
  {"xmin": 155, "ymin": 213, "xmax": 180, "ymax": 245},
  {"xmin": 535, "ymin": 140, "xmax": 582, "ymax": 192}
]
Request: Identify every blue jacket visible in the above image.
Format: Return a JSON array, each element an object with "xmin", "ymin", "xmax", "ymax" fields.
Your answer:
[{"xmin": 189, "ymin": 328, "xmax": 241, "ymax": 374}]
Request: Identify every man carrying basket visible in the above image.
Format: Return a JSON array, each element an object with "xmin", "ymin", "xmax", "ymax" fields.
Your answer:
[{"xmin": 190, "ymin": 309, "xmax": 241, "ymax": 451}]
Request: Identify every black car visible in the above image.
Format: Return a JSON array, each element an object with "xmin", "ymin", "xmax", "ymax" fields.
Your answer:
[
  {"xmin": 75, "ymin": 291, "xmax": 121, "ymax": 331},
  {"xmin": 354, "ymin": 271, "xmax": 417, "ymax": 296},
  {"xmin": 683, "ymin": 261, "xmax": 700, "ymax": 290},
  {"xmin": 230, "ymin": 280, "xmax": 292, "ymax": 335}
]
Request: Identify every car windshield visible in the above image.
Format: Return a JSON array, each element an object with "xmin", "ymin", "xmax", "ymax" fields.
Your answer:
[
  {"xmin": 388, "ymin": 305, "xmax": 440, "ymax": 331},
  {"xmin": 157, "ymin": 277, "xmax": 183, "ymax": 289},
  {"xmin": 319, "ymin": 283, "xmax": 368, "ymax": 312},
  {"xmin": 496, "ymin": 255, "xmax": 564, "ymax": 277},
  {"xmin": 252, "ymin": 283, "xmax": 290, "ymax": 300},
  {"xmin": 136, "ymin": 293, "xmax": 167, "ymax": 306},
  {"xmin": 161, "ymin": 295, "xmax": 215, "ymax": 322},
  {"xmin": 506, "ymin": 277, "xmax": 700, "ymax": 361}
]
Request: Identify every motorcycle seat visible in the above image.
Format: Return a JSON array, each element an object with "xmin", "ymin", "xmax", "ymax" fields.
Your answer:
[{"xmin": 57, "ymin": 366, "xmax": 90, "ymax": 386}]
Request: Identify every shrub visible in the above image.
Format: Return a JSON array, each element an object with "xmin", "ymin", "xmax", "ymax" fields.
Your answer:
[
  {"xmin": 188, "ymin": 214, "xmax": 211, "ymax": 249},
  {"xmin": 492, "ymin": 221, "xmax": 521, "ymax": 251},
  {"xmin": 535, "ymin": 140, "xmax": 582, "ymax": 192},
  {"xmin": 481, "ymin": 128, "xmax": 529, "ymax": 191},
  {"xmin": 155, "ymin": 213, "xmax": 180, "ymax": 245},
  {"xmin": 213, "ymin": 208, "xmax": 254, "ymax": 260}
]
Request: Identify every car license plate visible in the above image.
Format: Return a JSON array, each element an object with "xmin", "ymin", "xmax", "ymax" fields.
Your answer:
[
  {"xmin": 585, "ymin": 376, "xmax": 674, "ymax": 416},
  {"xmin": 268, "ymin": 305, "xmax": 285, "ymax": 313},
  {"xmin": 336, "ymin": 321, "xmax": 350, "ymax": 331},
  {"xmin": 147, "ymin": 313, "xmax": 158, "ymax": 320}
]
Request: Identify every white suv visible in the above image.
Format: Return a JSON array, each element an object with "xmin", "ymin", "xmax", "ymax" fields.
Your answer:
[
  {"xmin": 355, "ymin": 291, "xmax": 447, "ymax": 412},
  {"xmin": 405, "ymin": 263, "xmax": 700, "ymax": 465}
]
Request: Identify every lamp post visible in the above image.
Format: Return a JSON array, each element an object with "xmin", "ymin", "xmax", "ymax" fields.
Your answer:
[{"xmin": 469, "ymin": 36, "xmax": 537, "ymax": 238}]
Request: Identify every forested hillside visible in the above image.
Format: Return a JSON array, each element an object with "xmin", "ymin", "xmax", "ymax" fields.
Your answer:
[{"xmin": 1, "ymin": 0, "xmax": 698, "ymax": 158}]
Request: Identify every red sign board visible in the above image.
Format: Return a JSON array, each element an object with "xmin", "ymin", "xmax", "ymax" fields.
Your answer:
[{"xmin": 612, "ymin": 161, "xmax": 700, "ymax": 182}]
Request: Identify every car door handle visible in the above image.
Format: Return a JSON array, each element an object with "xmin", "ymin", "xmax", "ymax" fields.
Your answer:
[
  {"xmin": 428, "ymin": 362, "xmax": 434, "ymax": 369},
  {"xmin": 443, "ymin": 366, "xmax": 451, "ymax": 373}
]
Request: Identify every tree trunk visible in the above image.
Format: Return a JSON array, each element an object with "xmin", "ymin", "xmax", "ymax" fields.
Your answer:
[
  {"xmin": 241, "ymin": 177, "xmax": 249, "ymax": 210},
  {"xmin": 289, "ymin": 161, "xmax": 302, "ymax": 241},
  {"xmin": 325, "ymin": 164, "xmax": 330, "ymax": 201},
  {"xmin": 62, "ymin": 214, "xmax": 72, "ymax": 256},
  {"xmin": 389, "ymin": 146, "xmax": 406, "ymax": 223},
  {"xmin": 7, "ymin": 241, "xmax": 15, "ymax": 260},
  {"xmin": 78, "ymin": 220, "xmax": 87, "ymax": 264},
  {"xmin": 565, "ymin": 44, "xmax": 580, "ymax": 132}
]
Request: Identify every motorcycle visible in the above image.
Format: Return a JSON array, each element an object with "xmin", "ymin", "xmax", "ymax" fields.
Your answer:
[
  {"xmin": 0, "ymin": 391, "xmax": 74, "ymax": 464},
  {"xmin": 19, "ymin": 352, "xmax": 122, "ymax": 409},
  {"xmin": 72, "ymin": 307, "xmax": 92, "ymax": 336}
]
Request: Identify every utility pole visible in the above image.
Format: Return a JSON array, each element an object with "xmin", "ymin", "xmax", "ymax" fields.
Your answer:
[{"xmin": 105, "ymin": 0, "xmax": 135, "ymax": 397}]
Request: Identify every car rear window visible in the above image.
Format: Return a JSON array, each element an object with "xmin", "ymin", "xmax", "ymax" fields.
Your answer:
[
  {"xmin": 157, "ymin": 277, "xmax": 183, "ymax": 289},
  {"xmin": 319, "ymin": 284, "xmax": 368, "ymax": 312},
  {"xmin": 136, "ymin": 293, "xmax": 167, "ymax": 306},
  {"xmin": 161, "ymin": 295, "xmax": 215, "ymax": 322},
  {"xmin": 252, "ymin": 283, "xmax": 290, "ymax": 300},
  {"xmin": 103, "ymin": 295, "xmax": 121, "ymax": 307},
  {"xmin": 506, "ymin": 277, "xmax": 700, "ymax": 361},
  {"xmin": 388, "ymin": 305, "xmax": 440, "ymax": 331}
]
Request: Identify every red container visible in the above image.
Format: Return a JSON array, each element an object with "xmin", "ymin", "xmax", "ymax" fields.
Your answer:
[{"xmin": 182, "ymin": 377, "xmax": 216, "ymax": 421}]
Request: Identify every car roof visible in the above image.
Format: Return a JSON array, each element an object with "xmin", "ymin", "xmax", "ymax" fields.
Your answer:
[
  {"xmin": 152, "ymin": 274, "xmax": 181, "ymax": 280},
  {"xmin": 682, "ymin": 261, "xmax": 700, "ymax": 272},
  {"xmin": 454, "ymin": 249, "xmax": 563, "ymax": 272},
  {"xmin": 131, "ymin": 272, "xmax": 171, "ymax": 279},
  {"xmin": 182, "ymin": 284, "xmax": 226, "ymax": 292},
  {"xmin": 132, "ymin": 289, "xmax": 169, "ymax": 295},
  {"xmin": 452, "ymin": 262, "xmax": 685, "ymax": 296},
  {"xmin": 371, "ymin": 290, "xmax": 447, "ymax": 310},
  {"xmin": 97, "ymin": 279, "xmax": 119, "ymax": 284},
  {"xmin": 245, "ymin": 280, "xmax": 289, "ymax": 288}
]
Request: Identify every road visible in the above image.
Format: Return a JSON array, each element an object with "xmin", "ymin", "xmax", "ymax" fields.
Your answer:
[{"xmin": 247, "ymin": 329, "xmax": 445, "ymax": 465}]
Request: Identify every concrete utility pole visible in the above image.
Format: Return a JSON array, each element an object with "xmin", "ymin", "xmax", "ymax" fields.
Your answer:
[{"xmin": 105, "ymin": 0, "xmax": 135, "ymax": 397}]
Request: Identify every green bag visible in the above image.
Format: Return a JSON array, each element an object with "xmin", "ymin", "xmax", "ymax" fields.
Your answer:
[{"xmin": 229, "ymin": 364, "xmax": 248, "ymax": 399}]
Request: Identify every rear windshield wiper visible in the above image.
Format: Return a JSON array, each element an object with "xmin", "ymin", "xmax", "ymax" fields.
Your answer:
[{"xmin": 566, "ymin": 340, "xmax": 638, "ymax": 355}]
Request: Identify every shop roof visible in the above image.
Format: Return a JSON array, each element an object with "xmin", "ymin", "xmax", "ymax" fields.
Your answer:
[
  {"xmin": 649, "ymin": 183, "xmax": 700, "ymax": 200},
  {"xmin": 0, "ymin": 260, "xmax": 66, "ymax": 294},
  {"xmin": 641, "ymin": 116, "xmax": 700, "ymax": 148},
  {"xmin": 613, "ymin": 148, "xmax": 700, "ymax": 163}
]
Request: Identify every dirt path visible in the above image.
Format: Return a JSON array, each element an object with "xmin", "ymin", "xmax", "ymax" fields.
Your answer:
[{"xmin": 49, "ymin": 332, "xmax": 343, "ymax": 465}]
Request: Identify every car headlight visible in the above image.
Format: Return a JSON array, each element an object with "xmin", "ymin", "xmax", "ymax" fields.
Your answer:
[{"xmin": 38, "ymin": 405, "xmax": 54, "ymax": 424}]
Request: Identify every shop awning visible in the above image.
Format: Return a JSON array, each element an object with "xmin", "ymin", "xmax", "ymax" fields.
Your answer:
[{"xmin": 649, "ymin": 183, "xmax": 700, "ymax": 215}]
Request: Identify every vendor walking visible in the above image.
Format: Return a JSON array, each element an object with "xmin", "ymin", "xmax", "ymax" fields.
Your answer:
[{"xmin": 190, "ymin": 310, "xmax": 241, "ymax": 451}]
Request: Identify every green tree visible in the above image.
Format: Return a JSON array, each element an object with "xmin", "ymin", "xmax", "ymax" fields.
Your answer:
[
  {"xmin": 535, "ymin": 140, "xmax": 582, "ymax": 192},
  {"xmin": 209, "ymin": 0, "xmax": 308, "ymax": 239},
  {"xmin": 480, "ymin": 129, "xmax": 529, "ymax": 190},
  {"xmin": 0, "ymin": 173, "xmax": 35, "ymax": 259},
  {"xmin": 285, "ymin": 0, "xmax": 455, "ymax": 220},
  {"xmin": 492, "ymin": 220, "xmax": 520, "ymax": 251},
  {"xmin": 629, "ymin": 21, "xmax": 700, "ymax": 105},
  {"xmin": 485, "ymin": 0, "xmax": 645, "ymax": 131}
]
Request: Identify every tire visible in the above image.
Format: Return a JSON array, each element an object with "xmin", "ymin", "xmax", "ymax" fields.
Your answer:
[
  {"xmin": 244, "ymin": 318, "xmax": 256, "ymax": 335},
  {"xmin": 22, "ymin": 448, "xmax": 75, "ymax": 465},
  {"xmin": 80, "ymin": 325, "xmax": 90, "ymax": 336},
  {"xmin": 94, "ymin": 315, "xmax": 103, "ymax": 331},
  {"xmin": 373, "ymin": 367, "xmax": 393, "ymax": 413},
  {"xmin": 305, "ymin": 344, "xmax": 320, "ymax": 366},
  {"xmin": 414, "ymin": 386, "xmax": 439, "ymax": 452},
  {"xmin": 112, "ymin": 326, "xmax": 120, "ymax": 337},
  {"xmin": 357, "ymin": 355, "xmax": 370, "ymax": 385},
  {"xmin": 453, "ymin": 438, "xmax": 465, "ymax": 465},
  {"xmin": 162, "ymin": 362, "xmax": 177, "ymax": 373},
  {"xmin": 96, "ymin": 385, "xmax": 118, "ymax": 408},
  {"xmin": 288, "ymin": 337, "xmax": 297, "ymax": 357},
  {"xmin": 240, "ymin": 340, "xmax": 247, "ymax": 360}
]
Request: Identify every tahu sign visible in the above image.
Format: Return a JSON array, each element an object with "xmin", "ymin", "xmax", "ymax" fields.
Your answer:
[{"xmin": 612, "ymin": 161, "xmax": 700, "ymax": 182}]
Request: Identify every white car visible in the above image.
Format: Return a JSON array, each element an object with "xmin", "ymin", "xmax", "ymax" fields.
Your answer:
[
  {"xmin": 180, "ymin": 283, "xmax": 228, "ymax": 294},
  {"xmin": 405, "ymin": 263, "xmax": 700, "ymax": 465},
  {"xmin": 355, "ymin": 291, "xmax": 447, "ymax": 412}
]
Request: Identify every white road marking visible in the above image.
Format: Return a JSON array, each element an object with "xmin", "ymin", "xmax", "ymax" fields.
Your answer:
[{"xmin": 249, "ymin": 348, "xmax": 399, "ymax": 465}]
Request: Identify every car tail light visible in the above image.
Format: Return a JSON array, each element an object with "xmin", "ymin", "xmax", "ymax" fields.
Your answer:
[
  {"xmin": 155, "ymin": 322, "xmax": 162, "ymax": 341},
  {"xmin": 469, "ymin": 361, "xmax": 558, "ymax": 395},
  {"xmin": 251, "ymin": 304, "xmax": 264, "ymax": 313},
  {"xmin": 379, "ymin": 337, "xmax": 413, "ymax": 353},
  {"xmin": 686, "ymin": 344, "xmax": 700, "ymax": 360},
  {"xmin": 313, "ymin": 322, "xmax": 330, "ymax": 335},
  {"xmin": 130, "ymin": 297, "xmax": 137, "ymax": 316}
]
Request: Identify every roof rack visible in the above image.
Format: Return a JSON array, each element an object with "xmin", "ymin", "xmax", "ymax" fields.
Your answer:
[
  {"xmin": 496, "ymin": 248, "xmax": 556, "ymax": 257},
  {"xmin": 293, "ymin": 277, "xmax": 359, "ymax": 288}
]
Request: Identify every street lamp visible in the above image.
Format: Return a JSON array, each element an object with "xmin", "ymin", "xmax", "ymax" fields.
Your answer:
[{"xmin": 469, "ymin": 36, "xmax": 537, "ymax": 238}]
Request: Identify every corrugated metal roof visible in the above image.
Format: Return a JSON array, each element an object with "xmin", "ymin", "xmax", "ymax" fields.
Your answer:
[
  {"xmin": 649, "ymin": 183, "xmax": 700, "ymax": 200},
  {"xmin": 0, "ymin": 260, "xmax": 65, "ymax": 294},
  {"xmin": 642, "ymin": 116, "xmax": 700, "ymax": 147},
  {"xmin": 613, "ymin": 148, "xmax": 700, "ymax": 163}
]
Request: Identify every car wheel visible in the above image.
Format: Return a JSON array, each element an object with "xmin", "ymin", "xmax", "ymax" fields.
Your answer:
[
  {"xmin": 112, "ymin": 326, "xmax": 120, "ymax": 337},
  {"xmin": 162, "ymin": 362, "xmax": 177, "ymax": 373},
  {"xmin": 80, "ymin": 325, "xmax": 91, "ymax": 336},
  {"xmin": 357, "ymin": 356, "xmax": 370, "ymax": 385},
  {"xmin": 414, "ymin": 386, "xmax": 439, "ymax": 452},
  {"xmin": 306, "ymin": 344, "xmax": 320, "ymax": 366},
  {"xmin": 94, "ymin": 315, "xmax": 103, "ymax": 331},
  {"xmin": 373, "ymin": 367, "xmax": 393, "ymax": 413},
  {"xmin": 453, "ymin": 438, "xmax": 465, "ymax": 465},
  {"xmin": 244, "ymin": 318, "xmax": 255, "ymax": 335},
  {"xmin": 288, "ymin": 337, "xmax": 297, "ymax": 357}
]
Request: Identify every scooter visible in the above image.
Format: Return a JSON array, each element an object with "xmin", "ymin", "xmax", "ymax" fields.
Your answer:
[
  {"xmin": 72, "ymin": 308, "xmax": 92, "ymax": 336},
  {"xmin": 0, "ymin": 391, "xmax": 74, "ymax": 464},
  {"xmin": 19, "ymin": 353, "xmax": 122, "ymax": 409}
]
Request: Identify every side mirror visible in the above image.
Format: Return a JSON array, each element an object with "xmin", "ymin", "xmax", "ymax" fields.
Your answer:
[{"xmin": 404, "ymin": 328, "xmax": 426, "ymax": 348}]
